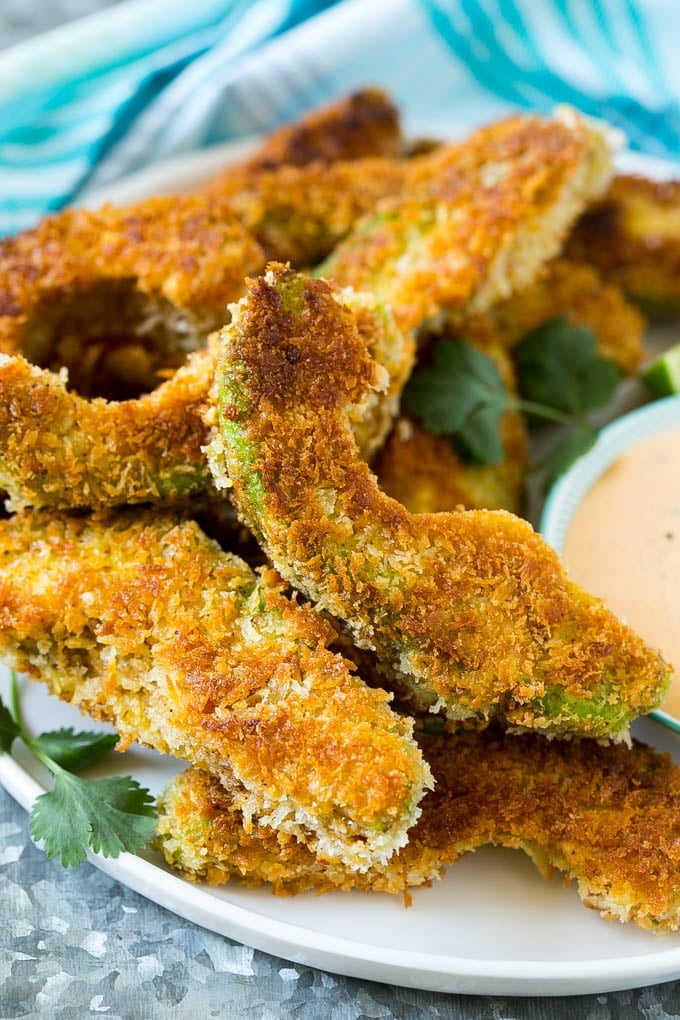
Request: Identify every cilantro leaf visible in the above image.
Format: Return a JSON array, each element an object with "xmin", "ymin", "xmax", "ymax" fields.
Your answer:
[
  {"xmin": 33, "ymin": 728, "xmax": 119, "ymax": 773},
  {"xmin": 5, "ymin": 676, "xmax": 156, "ymax": 868},
  {"xmin": 578, "ymin": 357, "xmax": 621, "ymax": 412},
  {"xmin": 454, "ymin": 401, "xmax": 506, "ymax": 464},
  {"xmin": 404, "ymin": 339, "xmax": 506, "ymax": 435},
  {"xmin": 30, "ymin": 772, "xmax": 93, "ymax": 867},
  {"xmin": 514, "ymin": 317, "xmax": 620, "ymax": 414},
  {"xmin": 402, "ymin": 322, "xmax": 621, "ymax": 486},
  {"xmin": 403, "ymin": 339, "xmax": 508, "ymax": 463},
  {"xmin": 0, "ymin": 695, "xmax": 21, "ymax": 753},
  {"xmin": 30, "ymin": 771, "xmax": 157, "ymax": 867}
]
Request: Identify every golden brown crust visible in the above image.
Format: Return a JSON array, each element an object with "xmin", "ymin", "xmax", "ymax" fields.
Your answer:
[
  {"xmin": 157, "ymin": 730, "xmax": 680, "ymax": 933},
  {"xmin": 0, "ymin": 346, "xmax": 214, "ymax": 509},
  {"xmin": 458, "ymin": 256, "xmax": 645, "ymax": 375},
  {"xmin": 206, "ymin": 158, "xmax": 407, "ymax": 266},
  {"xmin": 567, "ymin": 174, "xmax": 680, "ymax": 314},
  {"xmin": 204, "ymin": 88, "xmax": 401, "ymax": 191},
  {"xmin": 0, "ymin": 510, "xmax": 430, "ymax": 867},
  {"xmin": 0, "ymin": 196, "xmax": 264, "ymax": 398},
  {"xmin": 375, "ymin": 413, "xmax": 527, "ymax": 515},
  {"xmin": 322, "ymin": 114, "xmax": 613, "ymax": 334},
  {"xmin": 214, "ymin": 267, "xmax": 668, "ymax": 738},
  {"xmin": 202, "ymin": 88, "xmax": 406, "ymax": 268}
]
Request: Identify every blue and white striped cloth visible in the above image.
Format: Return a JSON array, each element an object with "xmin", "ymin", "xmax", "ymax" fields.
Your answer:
[{"xmin": 2, "ymin": 0, "xmax": 680, "ymax": 237}]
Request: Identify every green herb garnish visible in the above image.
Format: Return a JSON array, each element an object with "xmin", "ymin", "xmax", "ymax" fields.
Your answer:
[
  {"xmin": 401, "ymin": 335, "xmax": 507, "ymax": 462},
  {"xmin": 403, "ymin": 317, "xmax": 620, "ymax": 488},
  {"xmin": 1, "ymin": 673, "xmax": 156, "ymax": 867}
]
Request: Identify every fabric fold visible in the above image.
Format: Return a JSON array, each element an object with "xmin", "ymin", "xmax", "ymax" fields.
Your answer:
[{"xmin": 1, "ymin": 0, "xmax": 680, "ymax": 236}]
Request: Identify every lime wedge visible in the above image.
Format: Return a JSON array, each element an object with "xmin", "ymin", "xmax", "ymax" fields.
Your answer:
[{"xmin": 642, "ymin": 344, "xmax": 680, "ymax": 396}]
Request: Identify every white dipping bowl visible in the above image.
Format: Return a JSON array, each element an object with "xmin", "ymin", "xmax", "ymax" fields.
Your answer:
[{"xmin": 540, "ymin": 395, "xmax": 680, "ymax": 735}]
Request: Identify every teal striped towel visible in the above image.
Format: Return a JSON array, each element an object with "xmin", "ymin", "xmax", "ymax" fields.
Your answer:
[{"xmin": 2, "ymin": 0, "xmax": 680, "ymax": 236}]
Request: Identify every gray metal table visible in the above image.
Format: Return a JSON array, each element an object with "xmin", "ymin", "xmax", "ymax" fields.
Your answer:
[{"xmin": 1, "ymin": 3, "xmax": 679, "ymax": 1016}]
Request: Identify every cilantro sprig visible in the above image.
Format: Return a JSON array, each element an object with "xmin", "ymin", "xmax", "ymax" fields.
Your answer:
[
  {"xmin": 403, "ymin": 317, "xmax": 620, "ymax": 488},
  {"xmin": 0, "ymin": 674, "xmax": 156, "ymax": 867}
]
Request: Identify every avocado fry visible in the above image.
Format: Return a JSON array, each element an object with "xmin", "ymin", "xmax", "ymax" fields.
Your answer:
[
  {"xmin": 156, "ymin": 728, "xmax": 680, "ymax": 934},
  {"xmin": 210, "ymin": 267, "xmax": 669, "ymax": 739},
  {"xmin": 0, "ymin": 509, "xmax": 432, "ymax": 871}
]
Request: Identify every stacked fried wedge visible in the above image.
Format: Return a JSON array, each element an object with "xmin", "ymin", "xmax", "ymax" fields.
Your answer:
[{"xmin": 0, "ymin": 92, "xmax": 679, "ymax": 932}]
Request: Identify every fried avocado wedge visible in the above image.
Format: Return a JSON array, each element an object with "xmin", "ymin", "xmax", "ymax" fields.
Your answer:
[
  {"xmin": 0, "ymin": 510, "xmax": 431, "ymax": 870},
  {"xmin": 210, "ymin": 268, "xmax": 669, "ymax": 739},
  {"xmin": 567, "ymin": 174, "xmax": 680, "ymax": 316},
  {"xmin": 206, "ymin": 111, "xmax": 613, "ymax": 286},
  {"xmin": 203, "ymin": 88, "xmax": 405, "ymax": 267},
  {"xmin": 206, "ymin": 157, "xmax": 407, "ymax": 267},
  {"xmin": 458, "ymin": 257, "xmax": 645, "ymax": 376},
  {"xmin": 156, "ymin": 729, "xmax": 680, "ymax": 934},
  {"xmin": 204, "ymin": 88, "xmax": 402, "ymax": 191},
  {"xmin": 319, "ymin": 111, "xmax": 613, "ymax": 335}
]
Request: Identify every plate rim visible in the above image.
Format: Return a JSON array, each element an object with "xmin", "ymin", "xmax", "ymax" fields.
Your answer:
[
  {"xmin": 540, "ymin": 394, "xmax": 680, "ymax": 734},
  {"xmin": 3, "ymin": 139, "xmax": 680, "ymax": 998},
  {"xmin": 4, "ymin": 726, "xmax": 680, "ymax": 997}
]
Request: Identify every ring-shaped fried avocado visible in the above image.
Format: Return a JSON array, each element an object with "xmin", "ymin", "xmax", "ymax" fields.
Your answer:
[
  {"xmin": 0, "ymin": 283, "xmax": 408, "ymax": 511},
  {"xmin": 0, "ymin": 510, "xmax": 432, "ymax": 870},
  {"xmin": 0, "ymin": 196, "xmax": 265, "ymax": 400},
  {"xmin": 0, "ymin": 345, "xmax": 214, "ymax": 511},
  {"xmin": 210, "ymin": 267, "xmax": 669, "ymax": 740}
]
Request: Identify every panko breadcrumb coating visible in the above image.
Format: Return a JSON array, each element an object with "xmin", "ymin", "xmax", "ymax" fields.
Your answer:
[
  {"xmin": 156, "ymin": 729, "xmax": 680, "ymax": 934},
  {"xmin": 0, "ymin": 345, "xmax": 215, "ymax": 510},
  {"xmin": 375, "ymin": 412, "xmax": 527, "ymax": 515},
  {"xmin": 320, "ymin": 112, "xmax": 613, "ymax": 335},
  {"xmin": 0, "ymin": 287, "xmax": 407, "ymax": 510},
  {"xmin": 458, "ymin": 257, "xmax": 645, "ymax": 375},
  {"xmin": 206, "ymin": 158, "xmax": 407, "ymax": 267},
  {"xmin": 0, "ymin": 195, "xmax": 264, "ymax": 400},
  {"xmin": 0, "ymin": 510, "xmax": 432, "ymax": 870},
  {"xmin": 567, "ymin": 174, "xmax": 680, "ymax": 315},
  {"xmin": 210, "ymin": 267, "xmax": 669, "ymax": 739},
  {"xmin": 203, "ymin": 89, "xmax": 405, "ymax": 267},
  {"xmin": 204, "ymin": 88, "xmax": 401, "ymax": 190}
]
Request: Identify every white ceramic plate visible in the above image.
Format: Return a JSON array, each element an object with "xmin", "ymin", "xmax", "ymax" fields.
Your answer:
[{"xmin": 2, "ymin": 138, "xmax": 680, "ymax": 998}]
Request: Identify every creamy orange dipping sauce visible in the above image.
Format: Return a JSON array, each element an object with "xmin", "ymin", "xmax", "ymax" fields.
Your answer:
[{"xmin": 563, "ymin": 427, "xmax": 680, "ymax": 718}]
